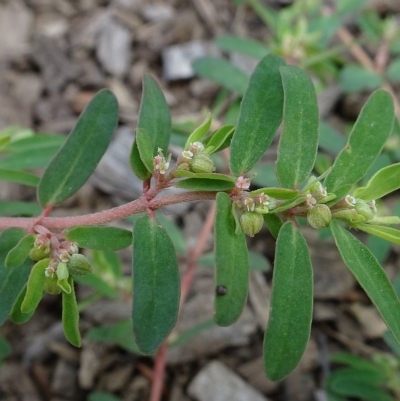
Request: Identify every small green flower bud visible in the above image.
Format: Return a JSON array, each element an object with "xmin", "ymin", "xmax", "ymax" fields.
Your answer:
[
  {"xmin": 56, "ymin": 262, "xmax": 69, "ymax": 281},
  {"xmin": 44, "ymin": 275, "xmax": 62, "ymax": 295},
  {"xmin": 190, "ymin": 152, "xmax": 215, "ymax": 173},
  {"xmin": 240, "ymin": 211, "xmax": 264, "ymax": 237},
  {"xmin": 331, "ymin": 208, "xmax": 358, "ymax": 222},
  {"xmin": 355, "ymin": 198, "xmax": 374, "ymax": 221},
  {"xmin": 307, "ymin": 204, "xmax": 331, "ymax": 229},
  {"xmin": 67, "ymin": 254, "xmax": 92, "ymax": 276},
  {"xmin": 29, "ymin": 235, "xmax": 51, "ymax": 261}
]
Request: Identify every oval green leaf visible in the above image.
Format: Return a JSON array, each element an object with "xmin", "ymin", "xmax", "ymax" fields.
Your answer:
[
  {"xmin": 132, "ymin": 214, "xmax": 180, "ymax": 354},
  {"xmin": 173, "ymin": 170, "xmax": 235, "ymax": 182},
  {"xmin": 263, "ymin": 221, "xmax": 313, "ymax": 381},
  {"xmin": 175, "ymin": 178, "xmax": 235, "ymax": 191},
  {"xmin": 10, "ymin": 284, "xmax": 35, "ymax": 324},
  {"xmin": 0, "ymin": 201, "xmax": 42, "ymax": 217},
  {"xmin": 276, "ymin": 65, "xmax": 319, "ymax": 188},
  {"xmin": 184, "ymin": 112, "xmax": 212, "ymax": 150},
  {"xmin": 20, "ymin": 258, "xmax": 49, "ymax": 313},
  {"xmin": 214, "ymin": 192, "xmax": 249, "ymax": 326},
  {"xmin": 62, "ymin": 276, "xmax": 81, "ymax": 347},
  {"xmin": 130, "ymin": 75, "xmax": 171, "ymax": 181},
  {"xmin": 38, "ymin": 89, "xmax": 119, "ymax": 206},
  {"xmin": 64, "ymin": 226, "xmax": 132, "ymax": 251},
  {"xmin": 204, "ymin": 125, "xmax": 234, "ymax": 155},
  {"xmin": 354, "ymin": 223, "xmax": 400, "ymax": 245},
  {"xmin": 192, "ymin": 57, "xmax": 249, "ymax": 96},
  {"xmin": 230, "ymin": 55, "xmax": 286, "ymax": 176},
  {"xmin": 0, "ymin": 228, "xmax": 32, "ymax": 326},
  {"xmin": 330, "ymin": 220, "xmax": 400, "ymax": 346},
  {"xmin": 353, "ymin": 162, "xmax": 400, "ymax": 200},
  {"xmin": 324, "ymin": 90, "xmax": 394, "ymax": 200},
  {"xmin": 215, "ymin": 35, "xmax": 269, "ymax": 59},
  {"xmin": 263, "ymin": 213, "xmax": 283, "ymax": 239},
  {"xmin": 0, "ymin": 169, "xmax": 40, "ymax": 187},
  {"xmin": 250, "ymin": 187, "xmax": 298, "ymax": 199},
  {"xmin": 5, "ymin": 234, "xmax": 36, "ymax": 268},
  {"xmin": 135, "ymin": 128, "xmax": 155, "ymax": 173}
]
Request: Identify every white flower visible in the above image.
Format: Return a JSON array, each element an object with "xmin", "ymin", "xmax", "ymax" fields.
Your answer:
[
  {"xmin": 244, "ymin": 198, "xmax": 255, "ymax": 212},
  {"xmin": 305, "ymin": 194, "xmax": 317, "ymax": 208},
  {"xmin": 345, "ymin": 195, "xmax": 356, "ymax": 206},
  {"xmin": 236, "ymin": 176, "xmax": 251, "ymax": 190},
  {"xmin": 182, "ymin": 150, "xmax": 193, "ymax": 160}
]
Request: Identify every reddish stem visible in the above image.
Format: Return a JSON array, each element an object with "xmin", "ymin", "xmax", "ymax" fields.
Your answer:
[{"xmin": 149, "ymin": 343, "xmax": 168, "ymax": 401}]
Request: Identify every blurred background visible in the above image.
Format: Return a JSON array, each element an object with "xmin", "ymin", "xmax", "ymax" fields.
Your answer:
[{"xmin": 1, "ymin": 0, "xmax": 400, "ymax": 400}]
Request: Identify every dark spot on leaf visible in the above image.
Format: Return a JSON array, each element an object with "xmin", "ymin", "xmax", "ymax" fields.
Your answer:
[{"xmin": 216, "ymin": 285, "xmax": 227, "ymax": 296}]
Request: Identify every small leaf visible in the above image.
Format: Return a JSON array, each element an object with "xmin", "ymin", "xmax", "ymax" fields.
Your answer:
[
  {"xmin": 135, "ymin": 128, "xmax": 155, "ymax": 173},
  {"xmin": 155, "ymin": 211, "xmax": 186, "ymax": 254},
  {"xmin": 324, "ymin": 90, "xmax": 394, "ymax": 200},
  {"xmin": 230, "ymin": 55, "xmax": 286, "ymax": 176},
  {"xmin": 21, "ymin": 258, "xmax": 49, "ymax": 313},
  {"xmin": 130, "ymin": 75, "xmax": 171, "ymax": 180},
  {"xmin": 5, "ymin": 234, "xmax": 36, "ymax": 268},
  {"xmin": 276, "ymin": 66, "xmax": 319, "ymax": 188},
  {"xmin": 263, "ymin": 222, "xmax": 313, "ymax": 381},
  {"xmin": 319, "ymin": 121, "xmax": 346, "ymax": 155},
  {"xmin": 38, "ymin": 89, "xmax": 119, "ymax": 206},
  {"xmin": 204, "ymin": 125, "xmax": 234, "ymax": 155},
  {"xmin": 192, "ymin": 57, "xmax": 249, "ymax": 96},
  {"xmin": 214, "ymin": 192, "xmax": 249, "ymax": 326},
  {"xmin": 173, "ymin": 170, "xmax": 235, "ymax": 182},
  {"xmin": 331, "ymin": 221, "xmax": 400, "ymax": 345},
  {"xmin": 354, "ymin": 223, "xmax": 400, "ymax": 245},
  {"xmin": 10, "ymin": 284, "xmax": 35, "ymax": 324},
  {"xmin": 62, "ymin": 276, "xmax": 81, "ymax": 347},
  {"xmin": 184, "ymin": 112, "xmax": 212, "ymax": 150},
  {"xmin": 0, "ymin": 201, "xmax": 41, "ymax": 217},
  {"xmin": 0, "ymin": 169, "xmax": 40, "ymax": 187},
  {"xmin": 4, "ymin": 134, "xmax": 65, "ymax": 153},
  {"xmin": 175, "ymin": 178, "xmax": 235, "ymax": 191},
  {"xmin": 339, "ymin": 65, "xmax": 383, "ymax": 93},
  {"xmin": 132, "ymin": 214, "xmax": 180, "ymax": 354},
  {"xmin": 64, "ymin": 226, "xmax": 132, "ymax": 251},
  {"xmin": 271, "ymin": 196, "xmax": 307, "ymax": 214},
  {"xmin": 250, "ymin": 188, "xmax": 298, "ymax": 199},
  {"xmin": 263, "ymin": 213, "xmax": 283, "ymax": 239},
  {"xmin": 0, "ymin": 228, "xmax": 31, "ymax": 326},
  {"xmin": 215, "ymin": 35, "xmax": 269, "ymax": 59},
  {"xmin": 353, "ymin": 162, "xmax": 400, "ymax": 200}
]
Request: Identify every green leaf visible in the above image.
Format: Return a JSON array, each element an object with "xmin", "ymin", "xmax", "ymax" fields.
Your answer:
[
  {"xmin": 21, "ymin": 258, "xmax": 49, "ymax": 313},
  {"xmin": 173, "ymin": 170, "xmax": 235, "ymax": 182},
  {"xmin": 270, "ymin": 196, "xmax": 307, "ymax": 214},
  {"xmin": 324, "ymin": 90, "xmax": 394, "ymax": 200},
  {"xmin": 353, "ymin": 162, "xmax": 400, "ymax": 200},
  {"xmin": 250, "ymin": 164, "xmax": 280, "ymax": 187},
  {"xmin": 263, "ymin": 222, "xmax": 313, "ymax": 381},
  {"xmin": 175, "ymin": 178, "xmax": 235, "ymax": 191},
  {"xmin": 250, "ymin": 187, "xmax": 298, "ymax": 199},
  {"xmin": 62, "ymin": 276, "xmax": 81, "ymax": 347},
  {"xmin": 215, "ymin": 35, "xmax": 268, "ymax": 59},
  {"xmin": 10, "ymin": 284, "xmax": 35, "ymax": 324},
  {"xmin": 130, "ymin": 75, "xmax": 171, "ymax": 180},
  {"xmin": 184, "ymin": 112, "xmax": 212, "ymax": 150},
  {"xmin": 230, "ymin": 55, "xmax": 286, "ymax": 176},
  {"xmin": 214, "ymin": 192, "xmax": 249, "ymax": 326},
  {"xmin": 326, "ymin": 369, "xmax": 392, "ymax": 401},
  {"xmin": 354, "ymin": 223, "xmax": 400, "ymax": 245},
  {"xmin": 339, "ymin": 65, "xmax": 383, "ymax": 93},
  {"xmin": 74, "ymin": 273, "xmax": 118, "ymax": 299},
  {"xmin": 276, "ymin": 66, "xmax": 319, "ymax": 188},
  {"xmin": 199, "ymin": 251, "xmax": 269, "ymax": 272},
  {"xmin": 155, "ymin": 211, "xmax": 186, "ymax": 254},
  {"xmin": 204, "ymin": 125, "xmax": 234, "ymax": 155},
  {"xmin": 192, "ymin": 57, "xmax": 249, "ymax": 96},
  {"xmin": 86, "ymin": 320, "xmax": 141, "ymax": 354},
  {"xmin": 383, "ymin": 330, "xmax": 400, "ymax": 356},
  {"xmin": 331, "ymin": 221, "xmax": 400, "ymax": 346},
  {"xmin": 263, "ymin": 213, "xmax": 283, "ymax": 239},
  {"xmin": 0, "ymin": 201, "xmax": 41, "ymax": 217},
  {"xmin": 387, "ymin": 57, "xmax": 400, "ymax": 82},
  {"xmin": 5, "ymin": 234, "xmax": 36, "ymax": 268},
  {"xmin": 38, "ymin": 90, "xmax": 119, "ymax": 206},
  {"xmin": 64, "ymin": 226, "xmax": 132, "ymax": 251},
  {"xmin": 132, "ymin": 214, "xmax": 180, "ymax": 354},
  {"xmin": 330, "ymin": 353, "xmax": 384, "ymax": 374},
  {"xmin": 135, "ymin": 128, "xmax": 155, "ymax": 173},
  {"xmin": 4, "ymin": 134, "xmax": 65, "ymax": 153},
  {"xmin": 367, "ymin": 234, "xmax": 391, "ymax": 265},
  {"xmin": 0, "ymin": 169, "xmax": 40, "ymax": 187},
  {"xmin": 0, "ymin": 228, "xmax": 31, "ymax": 326}
]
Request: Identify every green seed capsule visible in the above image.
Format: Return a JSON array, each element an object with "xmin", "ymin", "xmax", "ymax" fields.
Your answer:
[
  {"xmin": 44, "ymin": 275, "xmax": 62, "ymax": 295},
  {"xmin": 307, "ymin": 204, "xmax": 332, "ymax": 229},
  {"xmin": 21, "ymin": 258, "xmax": 49, "ymax": 314},
  {"xmin": 67, "ymin": 254, "xmax": 92, "ymax": 276},
  {"xmin": 10, "ymin": 284, "xmax": 35, "ymax": 324},
  {"xmin": 190, "ymin": 152, "xmax": 215, "ymax": 173},
  {"xmin": 240, "ymin": 211, "xmax": 264, "ymax": 237},
  {"xmin": 62, "ymin": 276, "xmax": 81, "ymax": 347}
]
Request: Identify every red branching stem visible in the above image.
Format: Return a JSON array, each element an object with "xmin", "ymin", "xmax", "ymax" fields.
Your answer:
[
  {"xmin": 0, "ymin": 191, "xmax": 217, "ymax": 232},
  {"xmin": 149, "ymin": 343, "xmax": 168, "ymax": 401}
]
